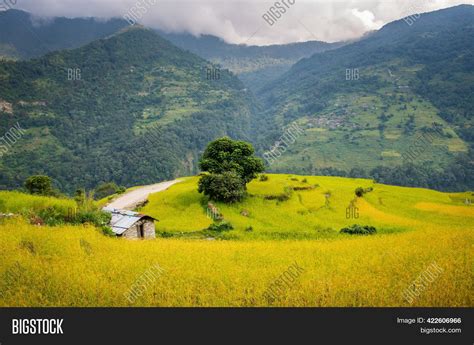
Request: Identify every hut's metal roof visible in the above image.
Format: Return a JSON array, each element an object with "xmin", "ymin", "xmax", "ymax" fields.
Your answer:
[{"xmin": 102, "ymin": 207, "xmax": 157, "ymax": 235}]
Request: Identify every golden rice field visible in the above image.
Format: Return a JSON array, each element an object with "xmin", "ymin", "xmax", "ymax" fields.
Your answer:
[{"xmin": 0, "ymin": 174, "xmax": 473, "ymax": 307}]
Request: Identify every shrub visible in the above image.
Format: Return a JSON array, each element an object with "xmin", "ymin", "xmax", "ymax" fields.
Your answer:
[
  {"xmin": 292, "ymin": 185, "xmax": 317, "ymax": 191},
  {"xmin": 94, "ymin": 182, "xmax": 126, "ymax": 200},
  {"xmin": 24, "ymin": 175, "xmax": 56, "ymax": 196},
  {"xmin": 245, "ymin": 226, "xmax": 253, "ymax": 232},
  {"xmin": 315, "ymin": 226, "xmax": 334, "ymax": 234},
  {"xmin": 38, "ymin": 207, "xmax": 65, "ymax": 226},
  {"xmin": 100, "ymin": 226, "xmax": 115, "ymax": 237},
  {"xmin": 34, "ymin": 205, "xmax": 111, "ymax": 227},
  {"xmin": 75, "ymin": 209, "xmax": 111, "ymax": 227},
  {"xmin": 29, "ymin": 214, "xmax": 44, "ymax": 226},
  {"xmin": 264, "ymin": 194, "xmax": 287, "ymax": 201},
  {"xmin": 355, "ymin": 186, "xmax": 374, "ymax": 197},
  {"xmin": 302, "ymin": 178, "xmax": 308, "ymax": 183},
  {"xmin": 355, "ymin": 187, "xmax": 365, "ymax": 197},
  {"xmin": 207, "ymin": 220, "xmax": 234, "ymax": 232},
  {"xmin": 259, "ymin": 174, "xmax": 269, "ymax": 182},
  {"xmin": 198, "ymin": 172, "xmax": 246, "ymax": 203},
  {"xmin": 340, "ymin": 224, "xmax": 377, "ymax": 235},
  {"xmin": 158, "ymin": 231, "xmax": 174, "ymax": 238}
]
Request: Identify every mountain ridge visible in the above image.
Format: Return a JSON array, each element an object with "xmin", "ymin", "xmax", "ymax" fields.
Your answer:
[{"xmin": 0, "ymin": 9, "xmax": 129, "ymax": 59}]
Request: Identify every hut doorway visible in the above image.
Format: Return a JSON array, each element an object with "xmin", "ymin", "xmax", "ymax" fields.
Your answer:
[{"xmin": 139, "ymin": 224, "xmax": 145, "ymax": 238}]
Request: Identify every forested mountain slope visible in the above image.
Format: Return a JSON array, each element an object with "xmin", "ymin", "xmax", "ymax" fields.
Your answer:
[
  {"xmin": 255, "ymin": 5, "xmax": 474, "ymax": 191},
  {"xmin": 0, "ymin": 27, "xmax": 255, "ymax": 192}
]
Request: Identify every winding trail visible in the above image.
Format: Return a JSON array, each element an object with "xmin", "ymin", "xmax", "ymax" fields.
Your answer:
[{"xmin": 106, "ymin": 179, "xmax": 181, "ymax": 210}]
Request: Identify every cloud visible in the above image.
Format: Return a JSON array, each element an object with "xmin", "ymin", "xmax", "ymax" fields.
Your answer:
[
  {"xmin": 350, "ymin": 8, "xmax": 384, "ymax": 31},
  {"xmin": 11, "ymin": 0, "xmax": 474, "ymax": 45}
]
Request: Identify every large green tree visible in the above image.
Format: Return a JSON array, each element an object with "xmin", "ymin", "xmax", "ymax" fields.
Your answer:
[{"xmin": 198, "ymin": 137, "xmax": 264, "ymax": 203}]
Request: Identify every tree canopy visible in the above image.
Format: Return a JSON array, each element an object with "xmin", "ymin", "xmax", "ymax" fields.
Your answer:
[
  {"xmin": 198, "ymin": 137, "xmax": 264, "ymax": 203},
  {"xmin": 199, "ymin": 137, "xmax": 265, "ymax": 183}
]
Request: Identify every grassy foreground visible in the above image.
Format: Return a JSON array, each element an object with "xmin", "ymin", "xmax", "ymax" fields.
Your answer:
[
  {"xmin": 0, "ymin": 218, "xmax": 472, "ymax": 307},
  {"xmin": 0, "ymin": 174, "xmax": 472, "ymax": 307}
]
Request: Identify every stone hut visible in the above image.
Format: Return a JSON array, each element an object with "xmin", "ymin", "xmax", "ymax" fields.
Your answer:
[{"xmin": 103, "ymin": 207, "xmax": 156, "ymax": 239}]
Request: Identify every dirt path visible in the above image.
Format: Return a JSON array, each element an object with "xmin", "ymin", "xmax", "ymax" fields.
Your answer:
[{"xmin": 106, "ymin": 179, "xmax": 181, "ymax": 210}]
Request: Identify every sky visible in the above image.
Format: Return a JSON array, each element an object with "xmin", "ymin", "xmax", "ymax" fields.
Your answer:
[{"xmin": 10, "ymin": 0, "xmax": 474, "ymax": 45}]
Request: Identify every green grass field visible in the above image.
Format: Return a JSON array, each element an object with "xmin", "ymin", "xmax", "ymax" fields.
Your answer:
[
  {"xmin": 142, "ymin": 175, "xmax": 473, "ymax": 240},
  {"xmin": 0, "ymin": 191, "xmax": 76, "ymax": 216}
]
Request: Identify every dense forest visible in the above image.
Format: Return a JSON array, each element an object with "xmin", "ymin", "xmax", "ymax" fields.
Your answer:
[{"xmin": 0, "ymin": 27, "xmax": 255, "ymax": 192}]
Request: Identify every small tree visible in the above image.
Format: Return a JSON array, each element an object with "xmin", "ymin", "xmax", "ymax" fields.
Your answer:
[
  {"xmin": 198, "ymin": 137, "xmax": 264, "ymax": 203},
  {"xmin": 24, "ymin": 175, "xmax": 54, "ymax": 196}
]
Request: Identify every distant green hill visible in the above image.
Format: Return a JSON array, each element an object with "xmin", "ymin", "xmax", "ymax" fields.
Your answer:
[
  {"xmin": 255, "ymin": 5, "xmax": 474, "ymax": 191},
  {"xmin": 0, "ymin": 27, "xmax": 255, "ymax": 192},
  {"xmin": 0, "ymin": 9, "xmax": 128, "ymax": 60}
]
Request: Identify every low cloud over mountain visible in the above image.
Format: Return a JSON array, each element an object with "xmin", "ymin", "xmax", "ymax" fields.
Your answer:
[{"xmin": 10, "ymin": 0, "xmax": 474, "ymax": 45}]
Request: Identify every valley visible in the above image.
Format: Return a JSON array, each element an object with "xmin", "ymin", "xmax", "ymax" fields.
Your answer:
[{"xmin": 0, "ymin": 6, "xmax": 473, "ymax": 193}]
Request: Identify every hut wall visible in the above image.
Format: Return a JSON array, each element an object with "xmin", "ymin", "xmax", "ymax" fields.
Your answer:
[{"xmin": 122, "ymin": 219, "xmax": 156, "ymax": 239}]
